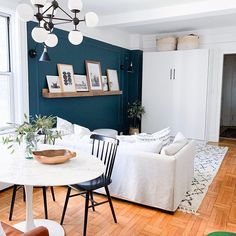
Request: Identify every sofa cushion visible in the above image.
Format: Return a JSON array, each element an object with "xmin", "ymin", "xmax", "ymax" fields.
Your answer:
[
  {"xmin": 57, "ymin": 117, "xmax": 74, "ymax": 135},
  {"xmin": 93, "ymin": 129, "xmax": 118, "ymax": 138},
  {"xmin": 117, "ymin": 135, "xmax": 136, "ymax": 143},
  {"xmin": 119, "ymin": 140, "xmax": 163, "ymax": 153}
]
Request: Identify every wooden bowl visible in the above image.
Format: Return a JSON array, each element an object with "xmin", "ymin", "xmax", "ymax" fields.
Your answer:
[{"xmin": 32, "ymin": 149, "xmax": 76, "ymax": 164}]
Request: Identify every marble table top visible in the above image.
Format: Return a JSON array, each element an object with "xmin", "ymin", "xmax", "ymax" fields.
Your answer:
[{"xmin": 0, "ymin": 144, "xmax": 105, "ymax": 186}]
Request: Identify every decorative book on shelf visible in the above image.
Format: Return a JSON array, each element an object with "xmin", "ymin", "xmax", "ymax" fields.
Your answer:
[{"xmin": 42, "ymin": 89, "xmax": 123, "ymax": 98}]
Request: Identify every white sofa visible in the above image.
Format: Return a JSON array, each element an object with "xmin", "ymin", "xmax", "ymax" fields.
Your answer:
[{"xmin": 56, "ymin": 133, "xmax": 195, "ymax": 212}]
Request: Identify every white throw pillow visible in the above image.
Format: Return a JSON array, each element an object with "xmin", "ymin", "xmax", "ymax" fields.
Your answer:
[
  {"xmin": 0, "ymin": 222, "xmax": 6, "ymax": 236},
  {"xmin": 173, "ymin": 132, "xmax": 188, "ymax": 144},
  {"xmin": 74, "ymin": 124, "xmax": 91, "ymax": 138},
  {"xmin": 120, "ymin": 140, "xmax": 163, "ymax": 153},
  {"xmin": 136, "ymin": 127, "xmax": 171, "ymax": 147},
  {"xmin": 56, "ymin": 117, "xmax": 74, "ymax": 135},
  {"xmin": 161, "ymin": 132, "xmax": 188, "ymax": 155}
]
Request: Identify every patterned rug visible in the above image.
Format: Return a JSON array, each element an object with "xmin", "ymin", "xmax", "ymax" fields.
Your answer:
[{"xmin": 178, "ymin": 142, "xmax": 228, "ymax": 214}]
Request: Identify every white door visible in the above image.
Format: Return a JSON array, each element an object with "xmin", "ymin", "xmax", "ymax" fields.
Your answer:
[
  {"xmin": 172, "ymin": 49, "xmax": 209, "ymax": 140},
  {"xmin": 142, "ymin": 51, "xmax": 176, "ymax": 133}
]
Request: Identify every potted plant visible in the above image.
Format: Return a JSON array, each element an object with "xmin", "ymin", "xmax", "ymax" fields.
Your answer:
[
  {"xmin": 2, "ymin": 114, "xmax": 61, "ymax": 159},
  {"xmin": 127, "ymin": 100, "xmax": 145, "ymax": 135}
]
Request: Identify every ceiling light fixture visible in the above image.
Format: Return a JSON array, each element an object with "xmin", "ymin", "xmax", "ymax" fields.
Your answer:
[{"xmin": 16, "ymin": 0, "xmax": 99, "ymax": 60}]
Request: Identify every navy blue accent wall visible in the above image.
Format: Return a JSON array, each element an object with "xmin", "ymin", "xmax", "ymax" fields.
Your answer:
[{"xmin": 27, "ymin": 22, "xmax": 142, "ymax": 133}]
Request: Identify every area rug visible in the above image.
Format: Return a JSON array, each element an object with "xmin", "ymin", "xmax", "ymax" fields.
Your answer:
[{"xmin": 178, "ymin": 142, "xmax": 228, "ymax": 214}]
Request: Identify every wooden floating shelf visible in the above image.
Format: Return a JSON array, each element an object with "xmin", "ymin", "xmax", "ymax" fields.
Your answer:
[{"xmin": 42, "ymin": 89, "xmax": 123, "ymax": 98}]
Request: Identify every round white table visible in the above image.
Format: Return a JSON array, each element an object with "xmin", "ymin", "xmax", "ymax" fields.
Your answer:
[{"xmin": 0, "ymin": 144, "xmax": 105, "ymax": 235}]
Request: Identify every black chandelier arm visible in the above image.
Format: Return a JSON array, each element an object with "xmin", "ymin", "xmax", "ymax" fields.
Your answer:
[
  {"xmin": 53, "ymin": 21, "xmax": 73, "ymax": 26},
  {"xmin": 42, "ymin": 16, "xmax": 73, "ymax": 22},
  {"xmin": 58, "ymin": 6, "xmax": 73, "ymax": 20},
  {"xmin": 41, "ymin": 4, "xmax": 54, "ymax": 16}
]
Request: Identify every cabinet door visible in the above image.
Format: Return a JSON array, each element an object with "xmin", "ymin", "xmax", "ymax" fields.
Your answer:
[
  {"xmin": 142, "ymin": 52, "xmax": 176, "ymax": 133},
  {"xmin": 172, "ymin": 49, "xmax": 209, "ymax": 140}
]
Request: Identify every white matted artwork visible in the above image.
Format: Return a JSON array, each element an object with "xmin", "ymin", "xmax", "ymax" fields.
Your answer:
[
  {"xmin": 102, "ymin": 76, "xmax": 109, "ymax": 91},
  {"xmin": 46, "ymin": 75, "xmax": 62, "ymax": 93},
  {"xmin": 57, "ymin": 64, "xmax": 76, "ymax": 92},
  {"xmin": 85, "ymin": 60, "xmax": 103, "ymax": 91},
  {"xmin": 74, "ymin": 75, "xmax": 89, "ymax": 92},
  {"xmin": 107, "ymin": 69, "xmax": 119, "ymax": 91}
]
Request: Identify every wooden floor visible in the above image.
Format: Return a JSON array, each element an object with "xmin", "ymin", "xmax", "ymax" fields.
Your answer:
[{"xmin": 0, "ymin": 139, "xmax": 236, "ymax": 235}]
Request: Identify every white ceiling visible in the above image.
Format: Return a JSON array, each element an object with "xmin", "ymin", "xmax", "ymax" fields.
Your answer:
[
  {"xmin": 116, "ymin": 13, "xmax": 236, "ymax": 34},
  {"xmin": 2, "ymin": 0, "xmax": 236, "ymax": 35},
  {"xmin": 82, "ymin": 0, "xmax": 206, "ymax": 16}
]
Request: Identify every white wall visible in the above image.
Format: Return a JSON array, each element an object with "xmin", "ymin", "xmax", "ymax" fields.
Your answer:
[{"xmin": 141, "ymin": 26, "xmax": 236, "ymax": 142}]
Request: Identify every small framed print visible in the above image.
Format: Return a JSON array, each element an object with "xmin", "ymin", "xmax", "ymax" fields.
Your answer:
[
  {"xmin": 85, "ymin": 60, "xmax": 103, "ymax": 91},
  {"xmin": 57, "ymin": 64, "xmax": 76, "ymax": 92},
  {"xmin": 74, "ymin": 75, "xmax": 89, "ymax": 92},
  {"xmin": 46, "ymin": 75, "xmax": 62, "ymax": 93},
  {"xmin": 107, "ymin": 69, "xmax": 120, "ymax": 91},
  {"xmin": 102, "ymin": 76, "xmax": 109, "ymax": 91}
]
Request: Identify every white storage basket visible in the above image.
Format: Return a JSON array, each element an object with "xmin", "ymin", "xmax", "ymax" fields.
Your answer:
[
  {"xmin": 156, "ymin": 37, "xmax": 177, "ymax": 51},
  {"xmin": 177, "ymin": 34, "xmax": 199, "ymax": 50}
]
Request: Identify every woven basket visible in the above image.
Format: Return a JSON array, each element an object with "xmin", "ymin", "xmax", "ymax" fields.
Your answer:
[
  {"xmin": 156, "ymin": 37, "xmax": 177, "ymax": 51},
  {"xmin": 177, "ymin": 34, "xmax": 199, "ymax": 50}
]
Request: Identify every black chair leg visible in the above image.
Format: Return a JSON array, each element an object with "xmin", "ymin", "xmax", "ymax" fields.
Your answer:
[
  {"xmin": 104, "ymin": 186, "xmax": 117, "ymax": 223},
  {"xmin": 50, "ymin": 187, "xmax": 56, "ymax": 202},
  {"xmin": 90, "ymin": 191, "xmax": 95, "ymax": 211},
  {"xmin": 60, "ymin": 187, "xmax": 71, "ymax": 225},
  {"xmin": 42, "ymin": 187, "xmax": 48, "ymax": 219},
  {"xmin": 9, "ymin": 185, "xmax": 17, "ymax": 221},
  {"xmin": 83, "ymin": 191, "xmax": 90, "ymax": 236}
]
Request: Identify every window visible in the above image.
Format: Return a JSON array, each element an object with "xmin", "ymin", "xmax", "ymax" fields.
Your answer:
[{"xmin": 0, "ymin": 14, "xmax": 14, "ymax": 130}]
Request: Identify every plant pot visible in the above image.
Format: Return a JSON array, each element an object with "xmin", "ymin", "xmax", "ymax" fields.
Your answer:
[{"xmin": 129, "ymin": 127, "xmax": 139, "ymax": 135}]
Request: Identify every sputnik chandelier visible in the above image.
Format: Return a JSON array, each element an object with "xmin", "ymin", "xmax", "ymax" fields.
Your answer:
[{"xmin": 16, "ymin": 0, "xmax": 99, "ymax": 47}]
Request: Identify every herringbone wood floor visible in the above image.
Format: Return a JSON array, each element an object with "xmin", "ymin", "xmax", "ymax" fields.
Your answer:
[{"xmin": 0, "ymin": 139, "xmax": 235, "ymax": 235}]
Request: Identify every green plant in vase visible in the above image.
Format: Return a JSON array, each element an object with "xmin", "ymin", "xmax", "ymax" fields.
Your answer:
[
  {"xmin": 127, "ymin": 100, "xmax": 145, "ymax": 135},
  {"xmin": 2, "ymin": 114, "xmax": 61, "ymax": 159}
]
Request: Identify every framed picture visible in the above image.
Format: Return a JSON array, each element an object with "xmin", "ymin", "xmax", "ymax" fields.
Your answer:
[
  {"xmin": 85, "ymin": 60, "xmax": 103, "ymax": 91},
  {"xmin": 57, "ymin": 64, "xmax": 76, "ymax": 92},
  {"xmin": 102, "ymin": 76, "xmax": 109, "ymax": 91},
  {"xmin": 46, "ymin": 75, "xmax": 62, "ymax": 93},
  {"xmin": 107, "ymin": 69, "xmax": 120, "ymax": 91},
  {"xmin": 74, "ymin": 75, "xmax": 89, "ymax": 92}
]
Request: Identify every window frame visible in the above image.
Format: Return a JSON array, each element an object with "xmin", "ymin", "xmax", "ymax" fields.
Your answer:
[
  {"xmin": 0, "ymin": 5, "xmax": 29, "ymax": 134},
  {"xmin": 0, "ymin": 13, "xmax": 15, "ymax": 131}
]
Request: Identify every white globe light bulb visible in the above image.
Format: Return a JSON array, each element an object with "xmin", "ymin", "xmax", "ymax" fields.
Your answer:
[
  {"xmin": 16, "ymin": 4, "xmax": 34, "ymax": 22},
  {"xmin": 68, "ymin": 31, "xmax": 83, "ymax": 45},
  {"xmin": 68, "ymin": 0, "xmax": 83, "ymax": 12},
  {"xmin": 31, "ymin": 27, "xmax": 48, "ymax": 43},
  {"xmin": 43, "ymin": 2, "xmax": 57, "ymax": 16},
  {"xmin": 30, "ymin": 0, "xmax": 47, "ymax": 7},
  {"xmin": 85, "ymin": 12, "xmax": 99, "ymax": 27},
  {"xmin": 45, "ymin": 33, "xmax": 58, "ymax": 47}
]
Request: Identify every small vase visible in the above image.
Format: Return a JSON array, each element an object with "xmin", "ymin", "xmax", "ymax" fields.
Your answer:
[{"xmin": 24, "ymin": 132, "xmax": 38, "ymax": 159}]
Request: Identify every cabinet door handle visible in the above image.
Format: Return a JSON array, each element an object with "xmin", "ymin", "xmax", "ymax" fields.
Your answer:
[
  {"xmin": 173, "ymin": 69, "xmax": 176, "ymax": 80},
  {"xmin": 170, "ymin": 69, "xmax": 172, "ymax": 80}
]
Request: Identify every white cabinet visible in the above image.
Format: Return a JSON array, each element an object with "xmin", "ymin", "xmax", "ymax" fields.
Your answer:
[{"xmin": 142, "ymin": 49, "xmax": 209, "ymax": 140}]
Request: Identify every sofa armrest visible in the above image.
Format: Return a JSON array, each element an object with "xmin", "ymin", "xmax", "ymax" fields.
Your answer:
[
  {"xmin": 23, "ymin": 226, "xmax": 49, "ymax": 236},
  {"xmin": 172, "ymin": 140, "xmax": 196, "ymax": 210}
]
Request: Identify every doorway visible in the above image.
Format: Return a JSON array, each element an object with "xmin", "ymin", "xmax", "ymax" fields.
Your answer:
[{"xmin": 220, "ymin": 54, "xmax": 236, "ymax": 139}]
